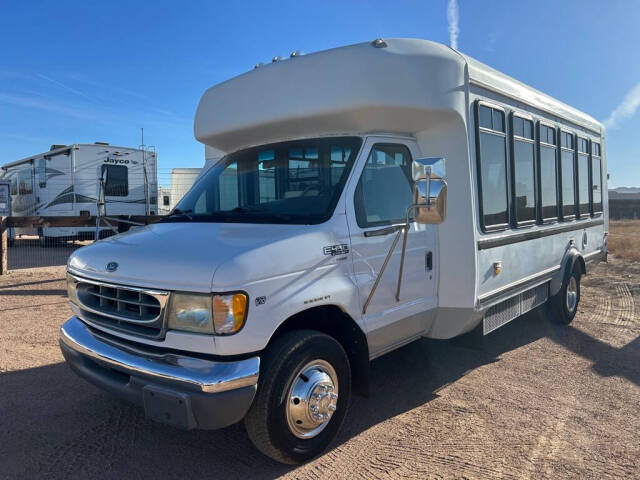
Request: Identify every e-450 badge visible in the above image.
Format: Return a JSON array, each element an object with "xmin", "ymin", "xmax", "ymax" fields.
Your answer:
[{"xmin": 323, "ymin": 244, "xmax": 349, "ymax": 256}]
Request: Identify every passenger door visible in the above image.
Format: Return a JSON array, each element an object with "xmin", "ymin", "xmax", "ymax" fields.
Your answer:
[{"xmin": 346, "ymin": 137, "xmax": 437, "ymax": 357}]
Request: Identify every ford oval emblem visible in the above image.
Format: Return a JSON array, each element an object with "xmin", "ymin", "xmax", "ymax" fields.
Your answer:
[{"xmin": 106, "ymin": 262, "xmax": 119, "ymax": 272}]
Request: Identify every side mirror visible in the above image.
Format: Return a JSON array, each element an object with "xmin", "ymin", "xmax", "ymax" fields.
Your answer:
[{"xmin": 411, "ymin": 157, "xmax": 447, "ymax": 224}]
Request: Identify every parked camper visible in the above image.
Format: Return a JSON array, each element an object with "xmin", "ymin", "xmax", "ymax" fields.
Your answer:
[
  {"xmin": 0, "ymin": 143, "xmax": 158, "ymax": 244},
  {"xmin": 59, "ymin": 39, "xmax": 607, "ymax": 464},
  {"xmin": 169, "ymin": 167, "xmax": 201, "ymax": 210}
]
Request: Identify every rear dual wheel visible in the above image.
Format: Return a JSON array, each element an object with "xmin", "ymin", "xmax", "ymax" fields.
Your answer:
[
  {"xmin": 551, "ymin": 266, "xmax": 581, "ymax": 325},
  {"xmin": 244, "ymin": 330, "xmax": 352, "ymax": 464}
]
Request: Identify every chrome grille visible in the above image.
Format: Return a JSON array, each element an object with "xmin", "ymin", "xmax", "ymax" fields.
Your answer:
[
  {"xmin": 79, "ymin": 284, "xmax": 161, "ymax": 322},
  {"xmin": 69, "ymin": 274, "xmax": 169, "ymax": 339}
]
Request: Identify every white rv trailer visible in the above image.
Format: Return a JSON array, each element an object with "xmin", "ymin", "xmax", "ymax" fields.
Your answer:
[
  {"xmin": 169, "ymin": 167, "xmax": 201, "ymax": 210},
  {"xmin": 0, "ymin": 143, "xmax": 158, "ymax": 242},
  {"xmin": 60, "ymin": 39, "xmax": 607, "ymax": 463}
]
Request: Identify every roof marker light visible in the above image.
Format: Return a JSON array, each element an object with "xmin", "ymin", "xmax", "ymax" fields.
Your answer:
[{"xmin": 371, "ymin": 38, "xmax": 387, "ymax": 48}]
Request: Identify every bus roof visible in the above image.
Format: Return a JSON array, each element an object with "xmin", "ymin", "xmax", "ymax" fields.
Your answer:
[{"xmin": 194, "ymin": 38, "xmax": 602, "ymax": 153}]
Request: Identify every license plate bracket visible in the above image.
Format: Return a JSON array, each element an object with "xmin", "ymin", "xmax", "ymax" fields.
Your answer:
[{"xmin": 142, "ymin": 385, "xmax": 196, "ymax": 430}]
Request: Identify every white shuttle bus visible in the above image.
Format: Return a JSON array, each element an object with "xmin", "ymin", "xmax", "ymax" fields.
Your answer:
[
  {"xmin": 60, "ymin": 39, "xmax": 607, "ymax": 463},
  {"xmin": 0, "ymin": 143, "xmax": 158, "ymax": 244}
]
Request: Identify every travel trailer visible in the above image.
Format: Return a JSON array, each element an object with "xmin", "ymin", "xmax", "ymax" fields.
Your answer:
[
  {"xmin": 59, "ymin": 39, "xmax": 607, "ymax": 464},
  {"xmin": 169, "ymin": 168, "xmax": 201, "ymax": 210},
  {"xmin": 0, "ymin": 143, "xmax": 158, "ymax": 243}
]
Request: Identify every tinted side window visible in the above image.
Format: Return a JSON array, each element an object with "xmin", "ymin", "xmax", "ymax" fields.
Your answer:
[
  {"xmin": 577, "ymin": 152, "xmax": 590, "ymax": 216},
  {"xmin": 591, "ymin": 141, "xmax": 603, "ymax": 214},
  {"xmin": 538, "ymin": 126, "xmax": 558, "ymax": 221},
  {"xmin": 560, "ymin": 147, "xmax": 575, "ymax": 219},
  {"xmin": 101, "ymin": 165, "xmax": 129, "ymax": 197},
  {"xmin": 354, "ymin": 144, "xmax": 413, "ymax": 228},
  {"xmin": 512, "ymin": 116, "xmax": 536, "ymax": 224},
  {"xmin": 477, "ymin": 103, "xmax": 508, "ymax": 230}
]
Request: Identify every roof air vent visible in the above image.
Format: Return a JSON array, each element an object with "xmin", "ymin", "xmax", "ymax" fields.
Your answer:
[
  {"xmin": 371, "ymin": 38, "xmax": 387, "ymax": 48},
  {"xmin": 254, "ymin": 62, "xmax": 265, "ymax": 69},
  {"xmin": 94, "ymin": 142, "xmax": 110, "ymax": 145},
  {"xmin": 290, "ymin": 50, "xmax": 304, "ymax": 58},
  {"xmin": 49, "ymin": 144, "xmax": 67, "ymax": 151},
  {"xmin": 272, "ymin": 56, "xmax": 285, "ymax": 62}
]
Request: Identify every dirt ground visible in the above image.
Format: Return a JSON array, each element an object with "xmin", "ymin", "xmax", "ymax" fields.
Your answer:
[{"xmin": 0, "ymin": 258, "xmax": 638, "ymax": 479}]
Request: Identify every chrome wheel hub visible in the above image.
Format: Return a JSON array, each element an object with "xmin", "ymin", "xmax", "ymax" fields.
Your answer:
[
  {"xmin": 566, "ymin": 276, "xmax": 578, "ymax": 312},
  {"xmin": 285, "ymin": 360, "xmax": 339, "ymax": 439}
]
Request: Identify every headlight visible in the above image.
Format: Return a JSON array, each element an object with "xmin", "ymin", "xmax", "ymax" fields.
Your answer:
[
  {"xmin": 167, "ymin": 293, "xmax": 214, "ymax": 334},
  {"xmin": 166, "ymin": 292, "xmax": 248, "ymax": 335},
  {"xmin": 212, "ymin": 293, "xmax": 247, "ymax": 335}
]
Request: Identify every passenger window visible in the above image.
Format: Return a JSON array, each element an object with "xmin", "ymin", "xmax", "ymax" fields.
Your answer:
[
  {"xmin": 476, "ymin": 103, "xmax": 509, "ymax": 230},
  {"xmin": 511, "ymin": 115, "xmax": 536, "ymax": 225},
  {"xmin": 538, "ymin": 124, "xmax": 558, "ymax": 221},
  {"xmin": 591, "ymin": 141, "xmax": 603, "ymax": 214},
  {"xmin": 559, "ymin": 131, "xmax": 575, "ymax": 220},
  {"xmin": 577, "ymin": 137, "xmax": 590, "ymax": 217},
  {"xmin": 18, "ymin": 169, "xmax": 33, "ymax": 195},
  {"xmin": 354, "ymin": 144, "xmax": 413, "ymax": 228},
  {"xmin": 101, "ymin": 165, "xmax": 129, "ymax": 196}
]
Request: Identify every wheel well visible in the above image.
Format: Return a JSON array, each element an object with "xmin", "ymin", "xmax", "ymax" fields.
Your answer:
[{"xmin": 268, "ymin": 305, "xmax": 370, "ymax": 397}]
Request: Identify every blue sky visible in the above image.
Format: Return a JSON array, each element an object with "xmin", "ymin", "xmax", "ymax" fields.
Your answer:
[{"xmin": 1, "ymin": 0, "xmax": 639, "ymax": 187}]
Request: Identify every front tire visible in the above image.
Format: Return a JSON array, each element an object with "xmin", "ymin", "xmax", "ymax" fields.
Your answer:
[
  {"xmin": 552, "ymin": 266, "xmax": 581, "ymax": 325},
  {"xmin": 244, "ymin": 330, "xmax": 352, "ymax": 464}
]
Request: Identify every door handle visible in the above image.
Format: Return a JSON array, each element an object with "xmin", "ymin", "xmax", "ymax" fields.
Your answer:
[{"xmin": 425, "ymin": 251, "xmax": 433, "ymax": 271}]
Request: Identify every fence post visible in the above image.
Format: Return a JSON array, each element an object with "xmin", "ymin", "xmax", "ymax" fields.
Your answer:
[{"xmin": 0, "ymin": 216, "xmax": 7, "ymax": 275}]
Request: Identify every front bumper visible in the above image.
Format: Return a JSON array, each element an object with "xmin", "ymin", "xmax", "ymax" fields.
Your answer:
[{"xmin": 59, "ymin": 316, "xmax": 260, "ymax": 430}]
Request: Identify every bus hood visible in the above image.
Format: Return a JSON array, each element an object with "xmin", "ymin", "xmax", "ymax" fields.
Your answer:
[{"xmin": 67, "ymin": 221, "xmax": 344, "ymax": 292}]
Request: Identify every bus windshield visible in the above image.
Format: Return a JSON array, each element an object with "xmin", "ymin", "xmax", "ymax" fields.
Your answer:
[{"xmin": 167, "ymin": 137, "xmax": 362, "ymax": 224}]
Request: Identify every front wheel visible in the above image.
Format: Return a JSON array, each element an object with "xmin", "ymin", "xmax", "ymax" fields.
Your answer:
[
  {"xmin": 551, "ymin": 266, "xmax": 581, "ymax": 325},
  {"xmin": 244, "ymin": 330, "xmax": 352, "ymax": 464}
]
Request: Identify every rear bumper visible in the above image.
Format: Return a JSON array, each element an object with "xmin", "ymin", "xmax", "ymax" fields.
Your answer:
[{"xmin": 59, "ymin": 316, "xmax": 260, "ymax": 430}]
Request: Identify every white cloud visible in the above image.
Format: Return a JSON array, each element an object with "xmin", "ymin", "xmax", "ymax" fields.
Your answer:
[
  {"xmin": 447, "ymin": 0, "xmax": 459, "ymax": 50},
  {"xmin": 603, "ymin": 82, "xmax": 640, "ymax": 129}
]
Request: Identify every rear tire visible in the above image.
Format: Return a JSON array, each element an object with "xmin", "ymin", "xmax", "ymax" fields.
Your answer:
[
  {"xmin": 244, "ymin": 330, "xmax": 352, "ymax": 464},
  {"xmin": 551, "ymin": 266, "xmax": 581, "ymax": 325}
]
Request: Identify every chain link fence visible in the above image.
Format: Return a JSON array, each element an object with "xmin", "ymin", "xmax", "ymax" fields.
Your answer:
[{"xmin": 1, "ymin": 165, "xmax": 201, "ymax": 274}]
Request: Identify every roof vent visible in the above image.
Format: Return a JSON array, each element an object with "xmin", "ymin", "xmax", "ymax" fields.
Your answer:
[
  {"xmin": 94, "ymin": 142, "xmax": 109, "ymax": 145},
  {"xmin": 49, "ymin": 144, "xmax": 67, "ymax": 151},
  {"xmin": 290, "ymin": 50, "xmax": 304, "ymax": 58},
  {"xmin": 371, "ymin": 38, "xmax": 387, "ymax": 48},
  {"xmin": 272, "ymin": 56, "xmax": 285, "ymax": 62},
  {"xmin": 254, "ymin": 62, "xmax": 265, "ymax": 69}
]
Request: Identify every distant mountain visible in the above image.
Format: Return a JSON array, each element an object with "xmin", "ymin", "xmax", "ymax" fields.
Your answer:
[
  {"xmin": 611, "ymin": 187, "xmax": 640, "ymax": 194},
  {"xmin": 610, "ymin": 187, "xmax": 640, "ymax": 200}
]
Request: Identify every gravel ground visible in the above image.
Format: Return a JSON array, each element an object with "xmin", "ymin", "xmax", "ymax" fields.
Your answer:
[{"xmin": 0, "ymin": 258, "xmax": 638, "ymax": 479}]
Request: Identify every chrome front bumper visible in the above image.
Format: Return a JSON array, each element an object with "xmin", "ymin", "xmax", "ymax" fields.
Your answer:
[{"xmin": 60, "ymin": 316, "xmax": 260, "ymax": 429}]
